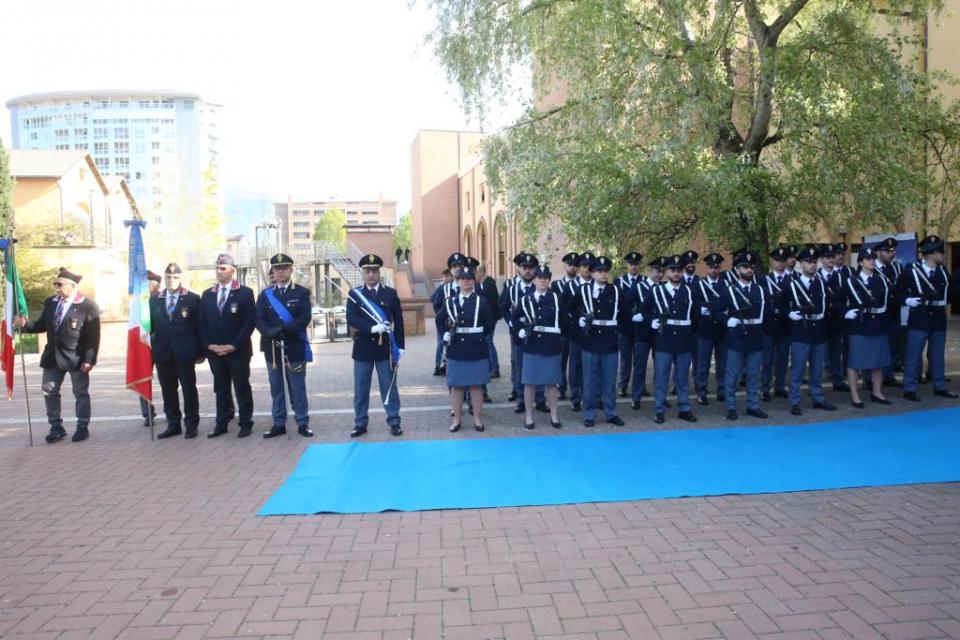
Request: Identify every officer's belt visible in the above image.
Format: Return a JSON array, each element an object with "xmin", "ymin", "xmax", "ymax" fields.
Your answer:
[
  {"xmin": 795, "ymin": 313, "xmax": 824, "ymax": 321},
  {"xmin": 455, "ymin": 327, "xmax": 484, "ymax": 334},
  {"xmin": 923, "ymin": 300, "xmax": 947, "ymax": 307},
  {"xmin": 666, "ymin": 319, "xmax": 692, "ymax": 326},
  {"xmin": 591, "ymin": 319, "xmax": 618, "ymax": 327},
  {"xmin": 741, "ymin": 318, "xmax": 763, "ymax": 325},
  {"xmin": 864, "ymin": 306, "xmax": 887, "ymax": 315},
  {"xmin": 533, "ymin": 326, "xmax": 562, "ymax": 334}
]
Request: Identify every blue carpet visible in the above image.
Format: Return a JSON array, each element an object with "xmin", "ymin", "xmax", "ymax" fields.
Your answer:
[{"xmin": 258, "ymin": 408, "xmax": 960, "ymax": 515}]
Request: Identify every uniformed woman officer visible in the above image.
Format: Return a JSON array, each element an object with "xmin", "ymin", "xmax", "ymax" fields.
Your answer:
[
  {"xmin": 837, "ymin": 246, "xmax": 892, "ymax": 408},
  {"xmin": 512, "ymin": 265, "xmax": 566, "ymax": 430},
  {"xmin": 438, "ymin": 267, "xmax": 496, "ymax": 432}
]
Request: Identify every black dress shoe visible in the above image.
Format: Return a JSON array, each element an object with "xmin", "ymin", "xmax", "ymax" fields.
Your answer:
[
  {"xmin": 670, "ymin": 387, "xmax": 678, "ymax": 396},
  {"xmin": 535, "ymin": 402, "xmax": 549, "ymax": 413},
  {"xmin": 883, "ymin": 378, "xmax": 903, "ymax": 387},
  {"xmin": 184, "ymin": 429, "xmax": 198, "ymax": 439},
  {"xmin": 263, "ymin": 426, "xmax": 287, "ymax": 439},
  {"xmin": 746, "ymin": 408, "xmax": 768, "ymax": 419},
  {"xmin": 920, "ymin": 373, "xmax": 930, "ymax": 384},
  {"xmin": 571, "ymin": 401, "xmax": 581, "ymax": 412},
  {"xmin": 790, "ymin": 405, "xmax": 802, "ymax": 416},
  {"xmin": 438, "ymin": 365, "xmax": 446, "ymax": 375},
  {"xmin": 583, "ymin": 419, "xmax": 595, "ymax": 428},
  {"xmin": 761, "ymin": 391, "xmax": 772, "ymax": 402},
  {"xmin": 390, "ymin": 425, "xmax": 403, "ymax": 436},
  {"xmin": 664, "ymin": 400, "xmax": 672, "ymax": 409},
  {"xmin": 608, "ymin": 416, "xmax": 625, "ymax": 426},
  {"xmin": 514, "ymin": 404, "xmax": 526, "ymax": 414},
  {"xmin": 551, "ymin": 420, "xmax": 562, "ymax": 429},
  {"xmin": 697, "ymin": 395, "xmax": 708, "ymax": 406},
  {"xmin": 726, "ymin": 410, "xmax": 738, "ymax": 420},
  {"xmin": 934, "ymin": 389, "xmax": 960, "ymax": 399},
  {"xmin": 558, "ymin": 391, "xmax": 567, "ymax": 400},
  {"xmin": 207, "ymin": 426, "xmax": 228, "ymax": 438},
  {"xmin": 851, "ymin": 400, "xmax": 865, "ymax": 409},
  {"xmin": 524, "ymin": 422, "xmax": 535, "ymax": 430},
  {"xmin": 298, "ymin": 426, "xmax": 314, "ymax": 437},
  {"xmin": 775, "ymin": 389, "xmax": 789, "ymax": 399},
  {"xmin": 716, "ymin": 393, "xmax": 725, "ymax": 402},
  {"xmin": 870, "ymin": 394, "xmax": 892, "ymax": 405},
  {"xmin": 834, "ymin": 383, "xmax": 851, "ymax": 392},
  {"xmin": 350, "ymin": 426, "xmax": 368, "ymax": 437},
  {"xmin": 449, "ymin": 423, "xmax": 461, "ymax": 433},
  {"xmin": 142, "ymin": 417, "xmax": 152, "ymax": 427},
  {"xmin": 653, "ymin": 413, "xmax": 665, "ymax": 424},
  {"xmin": 903, "ymin": 391, "xmax": 921, "ymax": 402},
  {"xmin": 71, "ymin": 426, "xmax": 89, "ymax": 442},
  {"xmin": 483, "ymin": 394, "xmax": 492, "ymax": 403},
  {"xmin": 474, "ymin": 423, "xmax": 485, "ymax": 432},
  {"xmin": 433, "ymin": 366, "xmax": 443, "ymax": 376},
  {"xmin": 237, "ymin": 426, "xmax": 252, "ymax": 438},
  {"xmin": 812, "ymin": 401, "xmax": 837, "ymax": 411},
  {"xmin": 157, "ymin": 426, "xmax": 183, "ymax": 440},
  {"xmin": 45, "ymin": 425, "xmax": 67, "ymax": 443},
  {"xmin": 618, "ymin": 388, "xmax": 628, "ymax": 398},
  {"xmin": 631, "ymin": 401, "xmax": 641, "ymax": 410},
  {"xmin": 508, "ymin": 391, "xmax": 517, "ymax": 402},
  {"xmin": 678, "ymin": 411, "xmax": 697, "ymax": 422}
]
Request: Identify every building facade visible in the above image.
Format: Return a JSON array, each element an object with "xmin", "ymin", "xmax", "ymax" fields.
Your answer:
[
  {"xmin": 275, "ymin": 196, "xmax": 398, "ymax": 265},
  {"xmin": 6, "ymin": 90, "xmax": 220, "ymax": 235}
]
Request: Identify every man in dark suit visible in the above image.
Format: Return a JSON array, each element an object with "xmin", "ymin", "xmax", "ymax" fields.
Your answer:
[
  {"xmin": 198, "ymin": 254, "xmax": 256, "ymax": 438},
  {"xmin": 476, "ymin": 264, "xmax": 501, "ymax": 378},
  {"xmin": 348, "ymin": 254, "xmax": 405, "ymax": 437},
  {"xmin": 16, "ymin": 267, "xmax": 101, "ymax": 443},
  {"xmin": 255, "ymin": 253, "xmax": 314, "ymax": 439},
  {"xmin": 149, "ymin": 263, "xmax": 203, "ymax": 439}
]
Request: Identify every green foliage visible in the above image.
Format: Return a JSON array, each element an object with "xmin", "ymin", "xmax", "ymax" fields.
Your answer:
[
  {"xmin": 424, "ymin": 0, "xmax": 959, "ymax": 256},
  {"xmin": 14, "ymin": 246, "xmax": 57, "ymax": 312},
  {"xmin": 392, "ymin": 212, "xmax": 412, "ymax": 252},
  {"xmin": 0, "ymin": 140, "xmax": 13, "ymax": 234},
  {"xmin": 314, "ymin": 207, "xmax": 347, "ymax": 251},
  {"xmin": 186, "ymin": 161, "xmax": 226, "ymax": 255}
]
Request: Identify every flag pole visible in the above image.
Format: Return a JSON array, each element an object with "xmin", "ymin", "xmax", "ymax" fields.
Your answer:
[{"xmin": 15, "ymin": 324, "xmax": 33, "ymax": 446}]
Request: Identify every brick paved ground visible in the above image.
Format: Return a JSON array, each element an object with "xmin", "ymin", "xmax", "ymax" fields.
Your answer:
[{"xmin": 1, "ymin": 326, "xmax": 959, "ymax": 639}]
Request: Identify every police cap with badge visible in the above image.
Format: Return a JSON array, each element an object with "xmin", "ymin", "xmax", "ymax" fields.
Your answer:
[
  {"xmin": 533, "ymin": 265, "xmax": 552, "ymax": 279},
  {"xmin": 797, "ymin": 246, "xmax": 819, "ymax": 262},
  {"xmin": 359, "ymin": 254, "xmax": 384, "ymax": 269},
  {"xmin": 876, "ymin": 237, "xmax": 898, "ymax": 251},
  {"xmin": 517, "ymin": 252, "xmax": 539, "ymax": 268},
  {"xmin": 920, "ymin": 234, "xmax": 945, "ymax": 254},
  {"xmin": 663, "ymin": 255, "xmax": 684, "ymax": 270},
  {"xmin": 648, "ymin": 256, "xmax": 667, "ymax": 269},
  {"xmin": 576, "ymin": 251, "xmax": 596, "ymax": 267},
  {"xmin": 733, "ymin": 250, "xmax": 757, "ymax": 268},
  {"xmin": 624, "ymin": 251, "xmax": 643, "ymax": 265},
  {"xmin": 447, "ymin": 252, "xmax": 467, "ymax": 268},
  {"xmin": 682, "ymin": 250, "xmax": 699, "ymax": 265},
  {"xmin": 562, "ymin": 252, "xmax": 580, "ymax": 265},
  {"xmin": 269, "ymin": 253, "xmax": 294, "ymax": 271},
  {"xmin": 704, "ymin": 252, "xmax": 724, "ymax": 266},
  {"xmin": 769, "ymin": 247, "xmax": 790, "ymax": 262},
  {"xmin": 590, "ymin": 256, "xmax": 612, "ymax": 272}
]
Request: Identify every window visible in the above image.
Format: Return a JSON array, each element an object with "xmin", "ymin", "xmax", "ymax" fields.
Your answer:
[
  {"xmin": 183, "ymin": 100, "xmax": 195, "ymax": 110},
  {"xmin": 115, "ymin": 127, "xmax": 129, "ymax": 139},
  {"xmin": 480, "ymin": 183, "xmax": 486, "ymax": 203},
  {"xmin": 54, "ymin": 128, "xmax": 69, "ymax": 139},
  {"xmin": 96, "ymin": 157, "xmax": 110, "ymax": 170},
  {"xmin": 150, "ymin": 157, "xmax": 159, "ymax": 166},
  {"xmin": 119, "ymin": 100, "xmax": 128, "ymax": 108},
  {"xmin": 293, "ymin": 232, "xmax": 311, "ymax": 239},
  {"xmin": 30, "ymin": 132, "xmax": 37, "ymax": 140},
  {"xmin": 294, "ymin": 243, "xmax": 311, "ymax": 251},
  {"xmin": 74, "ymin": 143, "xmax": 88, "ymax": 150},
  {"xmin": 292, "ymin": 209, "xmax": 309, "ymax": 216},
  {"xmin": 55, "ymin": 144, "xmax": 69, "ymax": 150},
  {"xmin": 114, "ymin": 142, "xmax": 129, "ymax": 153},
  {"xmin": 74, "ymin": 128, "xmax": 88, "ymax": 137},
  {"xmin": 151, "ymin": 126, "xmax": 160, "ymax": 135},
  {"xmin": 116, "ymin": 157, "xmax": 130, "ymax": 169},
  {"xmin": 293, "ymin": 222, "xmax": 310, "ymax": 228},
  {"xmin": 151, "ymin": 141, "xmax": 160, "ymax": 150},
  {"xmin": 153, "ymin": 201, "xmax": 163, "ymax": 210},
  {"xmin": 465, "ymin": 191, "xmax": 471, "ymax": 211},
  {"xmin": 94, "ymin": 142, "xmax": 108, "ymax": 154},
  {"xmin": 94, "ymin": 127, "xmax": 108, "ymax": 139}
]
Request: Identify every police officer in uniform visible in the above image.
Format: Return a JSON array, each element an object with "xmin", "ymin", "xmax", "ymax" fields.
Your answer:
[
  {"xmin": 431, "ymin": 267, "xmax": 455, "ymax": 375},
  {"xmin": 692, "ymin": 253, "xmax": 728, "ymax": 405},
  {"xmin": 644, "ymin": 255, "xmax": 698, "ymax": 424},
  {"xmin": 477, "ymin": 263, "xmax": 502, "ymax": 378},
  {"xmin": 256, "ymin": 253, "xmax": 314, "ymax": 438},
  {"xmin": 150, "ymin": 263, "xmax": 203, "ymax": 439},
  {"xmin": 785, "ymin": 247, "xmax": 837, "ymax": 415},
  {"xmin": 898, "ymin": 235, "xmax": 958, "ymax": 401},
  {"xmin": 820, "ymin": 243, "xmax": 852, "ymax": 391},
  {"xmin": 875, "ymin": 237, "xmax": 904, "ymax": 384},
  {"xmin": 761, "ymin": 247, "xmax": 792, "ymax": 400},
  {"xmin": 348, "ymin": 254, "xmax": 406, "ymax": 436},
  {"xmin": 199, "ymin": 254, "xmax": 257, "ymax": 438},
  {"xmin": 16, "ymin": 267, "xmax": 100, "ymax": 443},
  {"xmin": 566, "ymin": 251, "xmax": 596, "ymax": 411},
  {"xmin": 615, "ymin": 252, "xmax": 643, "ymax": 397},
  {"xmin": 625, "ymin": 261, "xmax": 655, "ymax": 410},
  {"xmin": 431, "ymin": 253, "xmax": 466, "ymax": 375},
  {"xmin": 501, "ymin": 253, "xmax": 545, "ymax": 413},
  {"xmin": 551, "ymin": 252, "xmax": 580, "ymax": 399}
]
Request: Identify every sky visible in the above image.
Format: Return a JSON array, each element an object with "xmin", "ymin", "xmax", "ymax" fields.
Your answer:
[{"xmin": 0, "ymin": 0, "xmax": 522, "ymax": 224}]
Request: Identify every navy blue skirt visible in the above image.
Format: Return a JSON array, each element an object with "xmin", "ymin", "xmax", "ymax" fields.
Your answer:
[
  {"xmin": 521, "ymin": 353, "xmax": 562, "ymax": 386},
  {"xmin": 446, "ymin": 358, "xmax": 490, "ymax": 387},
  {"xmin": 848, "ymin": 334, "xmax": 890, "ymax": 370}
]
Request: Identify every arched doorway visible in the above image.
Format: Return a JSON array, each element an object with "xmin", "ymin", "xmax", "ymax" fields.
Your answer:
[
  {"xmin": 463, "ymin": 226, "xmax": 473, "ymax": 258},
  {"xmin": 494, "ymin": 213, "xmax": 507, "ymax": 278},
  {"xmin": 477, "ymin": 219, "xmax": 488, "ymax": 268}
]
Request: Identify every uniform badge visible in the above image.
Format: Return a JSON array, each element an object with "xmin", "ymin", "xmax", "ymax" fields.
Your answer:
[
  {"xmin": 69, "ymin": 317, "xmax": 79, "ymax": 330},
  {"xmin": 180, "ymin": 308, "xmax": 189, "ymax": 318},
  {"xmin": 230, "ymin": 303, "xmax": 238, "ymax": 314}
]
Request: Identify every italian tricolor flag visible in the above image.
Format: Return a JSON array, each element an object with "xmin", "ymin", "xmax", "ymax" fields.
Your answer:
[
  {"xmin": 1, "ymin": 238, "xmax": 27, "ymax": 400},
  {"xmin": 124, "ymin": 220, "xmax": 152, "ymax": 401}
]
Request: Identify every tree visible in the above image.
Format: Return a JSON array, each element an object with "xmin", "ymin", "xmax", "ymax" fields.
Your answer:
[
  {"xmin": 314, "ymin": 207, "xmax": 347, "ymax": 251},
  {"xmin": 183, "ymin": 161, "xmax": 226, "ymax": 256},
  {"xmin": 424, "ymin": 0, "xmax": 959, "ymax": 255},
  {"xmin": 0, "ymin": 140, "xmax": 13, "ymax": 235},
  {"xmin": 392, "ymin": 212, "xmax": 412, "ymax": 252}
]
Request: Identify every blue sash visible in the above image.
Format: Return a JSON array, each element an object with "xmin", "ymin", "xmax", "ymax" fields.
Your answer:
[
  {"xmin": 351, "ymin": 287, "xmax": 402, "ymax": 365},
  {"xmin": 264, "ymin": 287, "xmax": 313, "ymax": 363}
]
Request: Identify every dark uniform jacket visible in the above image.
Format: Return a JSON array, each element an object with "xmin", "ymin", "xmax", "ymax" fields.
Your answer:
[
  {"xmin": 877, "ymin": 259, "xmax": 904, "ymax": 325},
  {"xmin": 431, "ymin": 281, "xmax": 457, "ymax": 332},
  {"xmin": 896, "ymin": 262, "xmax": 951, "ymax": 333},
  {"xmin": 691, "ymin": 277, "xmax": 727, "ymax": 342},
  {"xmin": 479, "ymin": 276, "xmax": 502, "ymax": 321},
  {"xmin": 760, "ymin": 272, "xmax": 790, "ymax": 337},
  {"xmin": 785, "ymin": 274, "xmax": 828, "ymax": 344},
  {"xmin": 255, "ymin": 282, "xmax": 312, "ymax": 364},
  {"xmin": 624, "ymin": 279, "xmax": 656, "ymax": 345},
  {"xmin": 500, "ymin": 278, "xmax": 535, "ymax": 345},
  {"xmin": 511, "ymin": 289, "xmax": 566, "ymax": 356},
  {"xmin": 564, "ymin": 277, "xmax": 592, "ymax": 344},
  {"xmin": 150, "ymin": 288, "xmax": 202, "ymax": 362},
  {"xmin": 643, "ymin": 282, "xmax": 696, "ymax": 355},
  {"xmin": 437, "ymin": 292, "xmax": 495, "ymax": 361},
  {"xmin": 822, "ymin": 266, "xmax": 853, "ymax": 329},
  {"xmin": 714, "ymin": 280, "xmax": 768, "ymax": 353},
  {"xmin": 23, "ymin": 294, "xmax": 100, "ymax": 371},
  {"xmin": 347, "ymin": 284, "xmax": 405, "ymax": 362},
  {"xmin": 836, "ymin": 271, "xmax": 890, "ymax": 337},
  {"xmin": 198, "ymin": 281, "xmax": 256, "ymax": 356},
  {"xmin": 574, "ymin": 281, "xmax": 627, "ymax": 354}
]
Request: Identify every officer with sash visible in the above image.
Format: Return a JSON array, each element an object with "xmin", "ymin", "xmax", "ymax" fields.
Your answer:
[
  {"xmin": 785, "ymin": 247, "xmax": 836, "ymax": 415},
  {"xmin": 898, "ymin": 235, "xmax": 958, "ymax": 401},
  {"xmin": 875, "ymin": 237, "xmax": 904, "ymax": 385},
  {"xmin": 693, "ymin": 253, "xmax": 728, "ymax": 405},
  {"xmin": 566, "ymin": 251, "xmax": 595, "ymax": 411},
  {"xmin": 255, "ymin": 253, "xmax": 313, "ymax": 438},
  {"xmin": 716, "ymin": 251, "xmax": 768, "ymax": 420},
  {"xmin": 15, "ymin": 267, "xmax": 100, "ymax": 443},
  {"xmin": 501, "ymin": 253, "xmax": 545, "ymax": 413},
  {"xmin": 575, "ymin": 256, "xmax": 626, "ymax": 427},
  {"xmin": 348, "ymin": 254, "xmax": 405, "ymax": 437},
  {"xmin": 761, "ymin": 247, "xmax": 792, "ymax": 401},
  {"xmin": 551, "ymin": 252, "xmax": 580, "ymax": 399},
  {"xmin": 644, "ymin": 255, "xmax": 698, "ymax": 424},
  {"xmin": 150, "ymin": 263, "xmax": 204, "ymax": 439},
  {"xmin": 615, "ymin": 252, "xmax": 643, "ymax": 397},
  {"xmin": 625, "ymin": 260, "xmax": 655, "ymax": 410}
]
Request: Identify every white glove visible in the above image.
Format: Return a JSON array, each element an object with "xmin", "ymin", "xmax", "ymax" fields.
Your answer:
[
  {"xmin": 788, "ymin": 311, "xmax": 803, "ymax": 321},
  {"xmin": 727, "ymin": 317, "xmax": 741, "ymax": 328},
  {"xmin": 844, "ymin": 309, "xmax": 859, "ymax": 320},
  {"xmin": 518, "ymin": 328, "xmax": 527, "ymax": 339},
  {"xmin": 371, "ymin": 323, "xmax": 386, "ymax": 334},
  {"xmin": 906, "ymin": 297, "xmax": 921, "ymax": 308},
  {"xmin": 632, "ymin": 312, "xmax": 644, "ymax": 323},
  {"xmin": 578, "ymin": 317, "xmax": 587, "ymax": 328},
  {"xmin": 700, "ymin": 306, "xmax": 710, "ymax": 316},
  {"xmin": 397, "ymin": 348, "xmax": 405, "ymax": 357},
  {"xmin": 650, "ymin": 319, "xmax": 662, "ymax": 331},
  {"xmin": 442, "ymin": 332, "xmax": 451, "ymax": 343}
]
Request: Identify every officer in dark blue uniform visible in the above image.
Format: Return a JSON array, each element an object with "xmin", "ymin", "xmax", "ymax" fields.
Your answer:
[
  {"xmin": 898, "ymin": 235, "xmax": 958, "ymax": 401},
  {"xmin": 256, "ymin": 253, "xmax": 313, "ymax": 439},
  {"xmin": 785, "ymin": 247, "xmax": 836, "ymax": 415},
  {"xmin": 348, "ymin": 254, "xmax": 406, "ymax": 437},
  {"xmin": 875, "ymin": 237, "xmax": 904, "ymax": 384},
  {"xmin": 625, "ymin": 259, "xmax": 655, "ymax": 410},
  {"xmin": 575, "ymin": 256, "xmax": 626, "ymax": 427},
  {"xmin": 551, "ymin": 252, "xmax": 580, "ymax": 399},
  {"xmin": 500, "ymin": 252, "xmax": 545, "ymax": 413},
  {"xmin": 820, "ymin": 243, "xmax": 853, "ymax": 391},
  {"xmin": 431, "ymin": 253, "xmax": 465, "ymax": 375},
  {"xmin": 149, "ymin": 263, "xmax": 203, "ymax": 439},
  {"xmin": 565, "ymin": 251, "xmax": 595, "ymax": 411},
  {"xmin": 761, "ymin": 247, "xmax": 792, "ymax": 401},
  {"xmin": 16, "ymin": 267, "xmax": 100, "ymax": 443},
  {"xmin": 715, "ymin": 251, "xmax": 769, "ymax": 420},
  {"xmin": 199, "ymin": 254, "xmax": 257, "ymax": 438},
  {"xmin": 614, "ymin": 252, "xmax": 643, "ymax": 397},
  {"xmin": 643, "ymin": 255, "xmax": 698, "ymax": 425},
  {"xmin": 692, "ymin": 252, "xmax": 728, "ymax": 405}
]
